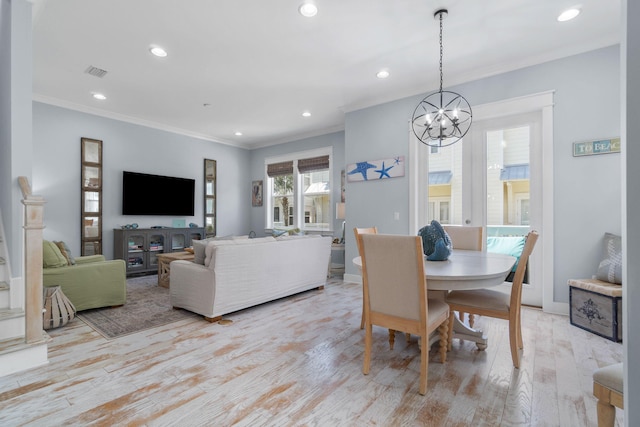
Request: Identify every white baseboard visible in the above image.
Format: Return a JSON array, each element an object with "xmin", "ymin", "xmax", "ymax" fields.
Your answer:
[
  {"xmin": 343, "ymin": 273, "xmax": 361, "ymax": 285},
  {"xmin": 0, "ymin": 343, "xmax": 49, "ymax": 377},
  {"xmin": 543, "ymin": 301, "xmax": 569, "ymax": 316}
]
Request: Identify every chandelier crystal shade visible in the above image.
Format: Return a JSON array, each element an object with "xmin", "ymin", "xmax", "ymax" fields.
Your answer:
[{"xmin": 412, "ymin": 9, "xmax": 472, "ymax": 148}]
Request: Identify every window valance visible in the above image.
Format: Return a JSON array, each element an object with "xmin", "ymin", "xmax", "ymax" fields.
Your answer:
[
  {"xmin": 297, "ymin": 155, "xmax": 330, "ymax": 173},
  {"xmin": 267, "ymin": 161, "xmax": 294, "ymax": 177}
]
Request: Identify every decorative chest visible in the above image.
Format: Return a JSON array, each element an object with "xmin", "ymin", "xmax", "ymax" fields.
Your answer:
[{"xmin": 569, "ymin": 279, "xmax": 622, "ymax": 342}]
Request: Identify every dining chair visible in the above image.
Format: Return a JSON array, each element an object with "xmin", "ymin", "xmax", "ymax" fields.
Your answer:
[
  {"xmin": 444, "ymin": 230, "xmax": 539, "ymax": 369},
  {"xmin": 442, "ymin": 225, "xmax": 483, "ymax": 251},
  {"xmin": 359, "ymin": 234, "xmax": 450, "ymax": 395},
  {"xmin": 442, "ymin": 225, "xmax": 484, "ymax": 328},
  {"xmin": 353, "ymin": 226, "xmax": 378, "ymax": 329}
]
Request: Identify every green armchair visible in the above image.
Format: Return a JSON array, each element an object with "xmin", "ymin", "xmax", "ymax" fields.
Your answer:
[{"xmin": 42, "ymin": 241, "xmax": 126, "ymax": 311}]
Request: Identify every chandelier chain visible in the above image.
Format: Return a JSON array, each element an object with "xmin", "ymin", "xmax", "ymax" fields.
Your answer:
[
  {"xmin": 411, "ymin": 8, "xmax": 472, "ymax": 147},
  {"xmin": 439, "ymin": 12, "xmax": 443, "ymax": 93}
]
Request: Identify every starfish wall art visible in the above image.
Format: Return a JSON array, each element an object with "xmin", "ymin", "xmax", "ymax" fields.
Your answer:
[{"xmin": 346, "ymin": 156, "xmax": 405, "ymax": 182}]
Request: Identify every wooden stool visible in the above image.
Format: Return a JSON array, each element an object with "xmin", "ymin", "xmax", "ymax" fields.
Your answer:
[{"xmin": 593, "ymin": 363, "xmax": 623, "ymax": 427}]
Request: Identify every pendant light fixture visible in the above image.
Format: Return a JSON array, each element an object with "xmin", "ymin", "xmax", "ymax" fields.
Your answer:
[{"xmin": 411, "ymin": 9, "xmax": 472, "ymax": 148}]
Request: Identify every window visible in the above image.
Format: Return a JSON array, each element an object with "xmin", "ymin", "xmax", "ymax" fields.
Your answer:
[
  {"xmin": 429, "ymin": 198, "xmax": 450, "ymax": 224},
  {"xmin": 265, "ymin": 148, "xmax": 332, "ymax": 232}
]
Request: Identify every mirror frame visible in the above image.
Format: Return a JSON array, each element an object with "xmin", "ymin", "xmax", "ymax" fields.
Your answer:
[
  {"xmin": 204, "ymin": 159, "xmax": 217, "ymax": 237},
  {"xmin": 81, "ymin": 137, "xmax": 103, "ymax": 255}
]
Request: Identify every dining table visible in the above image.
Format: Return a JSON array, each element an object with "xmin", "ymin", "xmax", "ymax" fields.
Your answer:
[{"xmin": 352, "ymin": 249, "xmax": 516, "ymax": 350}]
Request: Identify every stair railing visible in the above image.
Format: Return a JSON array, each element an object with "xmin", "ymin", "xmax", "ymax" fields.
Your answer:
[{"xmin": 18, "ymin": 177, "xmax": 45, "ymax": 343}]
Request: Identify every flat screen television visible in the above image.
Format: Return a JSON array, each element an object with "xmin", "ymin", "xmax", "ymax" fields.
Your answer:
[{"xmin": 122, "ymin": 171, "xmax": 195, "ymax": 216}]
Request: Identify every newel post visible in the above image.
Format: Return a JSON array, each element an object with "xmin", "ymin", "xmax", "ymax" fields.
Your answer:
[{"xmin": 19, "ymin": 177, "xmax": 45, "ymax": 343}]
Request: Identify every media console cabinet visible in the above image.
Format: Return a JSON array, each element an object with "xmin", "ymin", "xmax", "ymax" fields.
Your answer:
[{"xmin": 114, "ymin": 227, "xmax": 205, "ymax": 276}]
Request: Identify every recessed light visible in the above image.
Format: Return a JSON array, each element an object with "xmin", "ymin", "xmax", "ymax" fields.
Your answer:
[
  {"xmin": 299, "ymin": 2, "xmax": 317, "ymax": 17},
  {"xmin": 92, "ymin": 93, "xmax": 106, "ymax": 100},
  {"xmin": 557, "ymin": 8, "xmax": 580, "ymax": 22},
  {"xmin": 150, "ymin": 46, "xmax": 168, "ymax": 57},
  {"xmin": 376, "ymin": 70, "xmax": 390, "ymax": 79},
  {"xmin": 235, "ymin": 131, "xmax": 243, "ymax": 136},
  {"xmin": 302, "ymin": 111, "xmax": 311, "ymax": 117}
]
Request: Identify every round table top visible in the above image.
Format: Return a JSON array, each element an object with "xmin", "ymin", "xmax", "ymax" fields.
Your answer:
[{"xmin": 352, "ymin": 250, "xmax": 516, "ymax": 291}]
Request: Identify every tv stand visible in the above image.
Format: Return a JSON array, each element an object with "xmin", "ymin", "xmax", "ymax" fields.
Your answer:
[{"xmin": 114, "ymin": 227, "xmax": 205, "ymax": 276}]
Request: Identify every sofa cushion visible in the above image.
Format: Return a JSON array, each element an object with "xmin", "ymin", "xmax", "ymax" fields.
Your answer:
[
  {"xmin": 193, "ymin": 236, "xmax": 235, "ymax": 265},
  {"xmin": 54, "ymin": 241, "xmax": 76, "ymax": 265},
  {"xmin": 232, "ymin": 236, "xmax": 276, "ymax": 245},
  {"xmin": 596, "ymin": 232, "xmax": 622, "ymax": 284},
  {"xmin": 204, "ymin": 240, "xmax": 237, "ymax": 267},
  {"xmin": 276, "ymin": 234, "xmax": 313, "ymax": 241},
  {"xmin": 43, "ymin": 240, "xmax": 69, "ymax": 268},
  {"xmin": 487, "ymin": 236, "xmax": 526, "ymax": 272},
  {"xmin": 203, "ymin": 236, "xmax": 278, "ymax": 267}
]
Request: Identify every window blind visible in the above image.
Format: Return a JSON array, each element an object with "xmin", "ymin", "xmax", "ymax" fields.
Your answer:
[
  {"xmin": 297, "ymin": 155, "xmax": 330, "ymax": 173},
  {"xmin": 266, "ymin": 161, "xmax": 294, "ymax": 177}
]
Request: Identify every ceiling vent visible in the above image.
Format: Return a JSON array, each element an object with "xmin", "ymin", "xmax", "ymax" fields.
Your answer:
[{"xmin": 84, "ymin": 65, "xmax": 108, "ymax": 78}]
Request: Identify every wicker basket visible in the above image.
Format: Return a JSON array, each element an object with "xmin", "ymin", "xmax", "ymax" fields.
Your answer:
[{"xmin": 43, "ymin": 286, "xmax": 76, "ymax": 330}]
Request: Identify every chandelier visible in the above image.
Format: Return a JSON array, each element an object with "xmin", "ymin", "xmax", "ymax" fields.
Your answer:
[{"xmin": 411, "ymin": 9, "xmax": 472, "ymax": 148}]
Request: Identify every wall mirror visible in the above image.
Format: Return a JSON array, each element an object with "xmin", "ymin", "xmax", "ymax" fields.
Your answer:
[
  {"xmin": 204, "ymin": 159, "xmax": 217, "ymax": 237},
  {"xmin": 81, "ymin": 138, "xmax": 103, "ymax": 255}
]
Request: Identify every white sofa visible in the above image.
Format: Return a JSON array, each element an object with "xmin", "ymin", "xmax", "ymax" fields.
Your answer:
[{"xmin": 170, "ymin": 235, "xmax": 332, "ymax": 320}]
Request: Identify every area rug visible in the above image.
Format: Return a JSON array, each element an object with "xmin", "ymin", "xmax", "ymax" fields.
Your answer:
[{"xmin": 78, "ymin": 274, "xmax": 199, "ymax": 339}]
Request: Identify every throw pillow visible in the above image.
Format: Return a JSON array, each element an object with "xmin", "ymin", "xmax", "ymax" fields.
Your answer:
[
  {"xmin": 43, "ymin": 240, "xmax": 68, "ymax": 268},
  {"xmin": 418, "ymin": 220, "xmax": 452, "ymax": 261},
  {"xmin": 595, "ymin": 232, "xmax": 622, "ymax": 284},
  {"xmin": 193, "ymin": 239, "xmax": 210, "ymax": 265},
  {"xmin": 272, "ymin": 229, "xmax": 287, "ymax": 237},
  {"xmin": 54, "ymin": 241, "xmax": 76, "ymax": 265},
  {"xmin": 486, "ymin": 236, "xmax": 526, "ymax": 272}
]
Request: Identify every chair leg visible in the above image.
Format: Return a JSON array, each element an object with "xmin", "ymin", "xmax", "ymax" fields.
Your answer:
[
  {"xmin": 447, "ymin": 312, "xmax": 455, "ymax": 351},
  {"xmin": 509, "ymin": 317, "xmax": 520, "ymax": 368},
  {"xmin": 458, "ymin": 311, "xmax": 466, "ymax": 323},
  {"xmin": 596, "ymin": 399, "xmax": 616, "ymax": 427},
  {"xmin": 363, "ymin": 323, "xmax": 372, "ymax": 375},
  {"xmin": 388, "ymin": 329, "xmax": 396, "ymax": 350},
  {"xmin": 468, "ymin": 314, "xmax": 476, "ymax": 328},
  {"xmin": 419, "ymin": 331, "xmax": 428, "ymax": 395},
  {"xmin": 438, "ymin": 320, "xmax": 448, "ymax": 363}
]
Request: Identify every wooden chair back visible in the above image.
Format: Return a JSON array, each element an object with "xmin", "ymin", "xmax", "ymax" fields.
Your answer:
[
  {"xmin": 353, "ymin": 227, "xmax": 378, "ymax": 330},
  {"xmin": 360, "ymin": 234, "xmax": 427, "ymax": 328},
  {"xmin": 443, "ymin": 225, "xmax": 483, "ymax": 251},
  {"xmin": 509, "ymin": 230, "xmax": 539, "ymax": 310},
  {"xmin": 353, "ymin": 226, "xmax": 378, "ymax": 257},
  {"xmin": 359, "ymin": 233, "xmax": 449, "ymax": 394}
]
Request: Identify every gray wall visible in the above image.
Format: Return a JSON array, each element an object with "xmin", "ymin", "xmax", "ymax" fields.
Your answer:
[
  {"xmin": 345, "ymin": 45, "xmax": 621, "ymax": 304},
  {"xmin": 624, "ymin": 0, "xmax": 640, "ymax": 419},
  {"xmin": 32, "ymin": 102, "xmax": 251, "ymax": 259},
  {"xmin": 249, "ymin": 132, "xmax": 345, "ymax": 238},
  {"xmin": 0, "ymin": 0, "xmax": 32, "ymax": 277}
]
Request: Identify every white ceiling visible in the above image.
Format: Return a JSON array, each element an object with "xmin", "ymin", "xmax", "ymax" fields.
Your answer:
[{"xmin": 31, "ymin": 0, "xmax": 621, "ymax": 149}]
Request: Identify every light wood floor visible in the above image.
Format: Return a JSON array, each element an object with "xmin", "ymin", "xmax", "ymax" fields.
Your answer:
[{"xmin": 0, "ymin": 278, "xmax": 623, "ymax": 426}]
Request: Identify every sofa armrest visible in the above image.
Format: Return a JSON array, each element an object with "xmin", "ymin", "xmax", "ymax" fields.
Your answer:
[
  {"xmin": 170, "ymin": 260, "xmax": 216, "ymax": 318},
  {"xmin": 43, "ymin": 259, "xmax": 126, "ymax": 311},
  {"xmin": 75, "ymin": 255, "xmax": 106, "ymax": 264}
]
